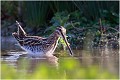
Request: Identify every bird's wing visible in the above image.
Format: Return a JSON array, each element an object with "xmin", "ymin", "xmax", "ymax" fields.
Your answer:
[{"xmin": 17, "ymin": 36, "xmax": 46, "ymax": 46}]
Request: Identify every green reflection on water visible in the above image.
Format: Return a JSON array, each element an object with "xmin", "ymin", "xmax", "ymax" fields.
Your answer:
[{"xmin": 1, "ymin": 57, "xmax": 118, "ymax": 79}]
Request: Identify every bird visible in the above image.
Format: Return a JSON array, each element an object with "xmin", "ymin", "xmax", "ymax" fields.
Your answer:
[{"xmin": 12, "ymin": 21, "xmax": 73, "ymax": 57}]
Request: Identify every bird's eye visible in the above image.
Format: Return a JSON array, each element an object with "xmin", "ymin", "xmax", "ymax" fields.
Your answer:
[{"xmin": 57, "ymin": 27, "xmax": 61, "ymax": 31}]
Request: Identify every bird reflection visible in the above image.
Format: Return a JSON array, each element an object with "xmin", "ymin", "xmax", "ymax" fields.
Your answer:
[{"xmin": 17, "ymin": 54, "xmax": 59, "ymax": 73}]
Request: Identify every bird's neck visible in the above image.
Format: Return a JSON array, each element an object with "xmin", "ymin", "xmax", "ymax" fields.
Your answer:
[{"xmin": 47, "ymin": 31, "xmax": 60, "ymax": 44}]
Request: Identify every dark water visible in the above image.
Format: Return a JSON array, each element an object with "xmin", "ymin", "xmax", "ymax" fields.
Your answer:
[{"xmin": 1, "ymin": 37, "xmax": 119, "ymax": 76}]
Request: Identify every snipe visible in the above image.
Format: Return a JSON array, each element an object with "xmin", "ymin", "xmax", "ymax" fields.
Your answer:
[{"xmin": 12, "ymin": 21, "xmax": 73, "ymax": 57}]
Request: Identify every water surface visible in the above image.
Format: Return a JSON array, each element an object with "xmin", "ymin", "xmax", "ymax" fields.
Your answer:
[{"xmin": 1, "ymin": 36, "xmax": 119, "ymax": 76}]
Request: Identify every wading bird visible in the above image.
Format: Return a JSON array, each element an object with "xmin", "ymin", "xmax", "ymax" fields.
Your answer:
[{"xmin": 12, "ymin": 21, "xmax": 73, "ymax": 57}]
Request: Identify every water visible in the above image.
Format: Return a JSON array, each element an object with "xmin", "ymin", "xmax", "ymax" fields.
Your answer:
[{"xmin": 1, "ymin": 36, "xmax": 119, "ymax": 76}]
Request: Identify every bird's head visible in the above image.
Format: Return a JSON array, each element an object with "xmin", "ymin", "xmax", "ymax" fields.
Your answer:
[{"xmin": 55, "ymin": 26, "xmax": 73, "ymax": 56}]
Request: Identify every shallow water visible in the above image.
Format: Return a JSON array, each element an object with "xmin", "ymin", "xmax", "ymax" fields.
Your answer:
[{"xmin": 1, "ymin": 36, "xmax": 119, "ymax": 76}]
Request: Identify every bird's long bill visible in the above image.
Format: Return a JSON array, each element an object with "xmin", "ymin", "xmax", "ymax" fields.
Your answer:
[{"xmin": 60, "ymin": 31, "xmax": 73, "ymax": 56}]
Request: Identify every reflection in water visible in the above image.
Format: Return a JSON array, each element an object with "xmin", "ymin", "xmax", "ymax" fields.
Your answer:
[
  {"xmin": 1, "ymin": 52, "xmax": 59, "ymax": 73},
  {"xmin": 1, "ymin": 49, "xmax": 119, "ymax": 76},
  {"xmin": 1, "ymin": 37, "xmax": 119, "ymax": 76},
  {"xmin": 26, "ymin": 56, "xmax": 58, "ymax": 73}
]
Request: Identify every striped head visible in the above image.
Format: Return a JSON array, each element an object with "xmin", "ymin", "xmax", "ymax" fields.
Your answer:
[
  {"xmin": 55, "ymin": 26, "xmax": 66, "ymax": 36},
  {"xmin": 55, "ymin": 26, "xmax": 73, "ymax": 56}
]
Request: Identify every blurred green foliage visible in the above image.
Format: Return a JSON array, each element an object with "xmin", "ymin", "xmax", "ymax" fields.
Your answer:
[
  {"xmin": 1, "ymin": 58, "xmax": 118, "ymax": 79},
  {"xmin": 1, "ymin": 1, "xmax": 17, "ymax": 20},
  {"xmin": 73, "ymin": 1, "xmax": 119, "ymax": 20},
  {"xmin": 23, "ymin": 1, "xmax": 49, "ymax": 27},
  {"xmin": 45, "ymin": 10, "xmax": 118, "ymax": 49},
  {"xmin": 1, "ymin": 1, "xmax": 118, "ymax": 27}
]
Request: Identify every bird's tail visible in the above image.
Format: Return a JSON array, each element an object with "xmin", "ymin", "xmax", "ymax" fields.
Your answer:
[
  {"xmin": 16, "ymin": 21, "xmax": 27, "ymax": 37},
  {"xmin": 12, "ymin": 21, "xmax": 27, "ymax": 41}
]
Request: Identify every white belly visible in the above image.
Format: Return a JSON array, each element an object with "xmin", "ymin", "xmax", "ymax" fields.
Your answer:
[{"xmin": 20, "ymin": 46, "xmax": 45, "ymax": 57}]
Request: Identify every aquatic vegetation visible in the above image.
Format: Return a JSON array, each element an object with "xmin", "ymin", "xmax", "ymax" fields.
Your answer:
[
  {"xmin": 45, "ymin": 10, "xmax": 119, "ymax": 49},
  {"xmin": 1, "ymin": 58, "xmax": 118, "ymax": 79}
]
